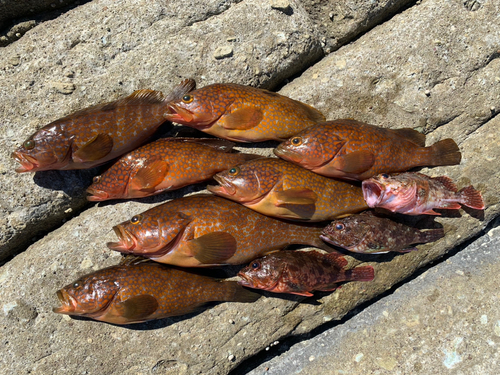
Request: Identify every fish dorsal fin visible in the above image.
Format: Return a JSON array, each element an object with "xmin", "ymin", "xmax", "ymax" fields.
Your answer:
[
  {"xmin": 391, "ymin": 128, "xmax": 426, "ymax": 147},
  {"xmin": 97, "ymin": 90, "xmax": 166, "ymax": 112},
  {"xmin": 222, "ymin": 107, "xmax": 264, "ymax": 130},
  {"xmin": 164, "ymin": 78, "xmax": 196, "ymax": 102},
  {"xmin": 73, "ymin": 133, "xmax": 114, "ymax": 162},
  {"xmin": 432, "ymin": 176, "xmax": 458, "ymax": 192},
  {"xmin": 188, "ymin": 232, "xmax": 237, "ymax": 264},
  {"xmin": 118, "ymin": 255, "xmax": 151, "ymax": 266},
  {"xmin": 130, "ymin": 157, "xmax": 169, "ymax": 192},
  {"xmin": 168, "ymin": 137, "xmax": 235, "ymax": 152},
  {"xmin": 331, "ymin": 151, "xmax": 375, "ymax": 174},
  {"xmin": 295, "ymin": 101, "xmax": 326, "ymax": 123},
  {"xmin": 118, "ymin": 295, "xmax": 159, "ymax": 321},
  {"xmin": 324, "ymin": 251, "xmax": 349, "ymax": 268}
]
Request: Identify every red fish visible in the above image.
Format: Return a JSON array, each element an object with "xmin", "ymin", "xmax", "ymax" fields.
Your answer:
[
  {"xmin": 163, "ymin": 83, "xmax": 326, "ymax": 142},
  {"xmin": 207, "ymin": 158, "xmax": 368, "ymax": 221},
  {"xmin": 12, "ymin": 79, "xmax": 195, "ymax": 172},
  {"xmin": 86, "ymin": 137, "xmax": 260, "ymax": 201},
  {"xmin": 274, "ymin": 119, "xmax": 462, "ymax": 180},
  {"xmin": 362, "ymin": 172, "xmax": 485, "ymax": 215},
  {"xmin": 53, "ymin": 259, "xmax": 259, "ymax": 325},
  {"xmin": 238, "ymin": 250, "xmax": 374, "ymax": 296},
  {"xmin": 321, "ymin": 211, "xmax": 445, "ymax": 254},
  {"xmin": 107, "ymin": 194, "xmax": 335, "ymax": 267}
]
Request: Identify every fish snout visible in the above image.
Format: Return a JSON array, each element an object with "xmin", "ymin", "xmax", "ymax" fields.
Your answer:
[
  {"xmin": 208, "ymin": 175, "xmax": 237, "ymax": 196},
  {"xmin": 53, "ymin": 289, "xmax": 77, "ymax": 314},
  {"xmin": 362, "ymin": 180, "xmax": 384, "ymax": 208},
  {"xmin": 273, "ymin": 146, "xmax": 303, "ymax": 163},
  {"xmin": 237, "ymin": 272, "xmax": 255, "ymax": 288},
  {"xmin": 11, "ymin": 151, "xmax": 38, "ymax": 173},
  {"xmin": 163, "ymin": 104, "xmax": 194, "ymax": 123},
  {"xmin": 86, "ymin": 187, "xmax": 110, "ymax": 202},
  {"xmin": 107, "ymin": 225, "xmax": 137, "ymax": 252}
]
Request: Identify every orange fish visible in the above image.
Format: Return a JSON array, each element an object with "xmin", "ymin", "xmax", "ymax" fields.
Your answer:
[
  {"xmin": 86, "ymin": 137, "xmax": 260, "ymax": 201},
  {"xmin": 274, "ymin": 119, "xmax": 462, "ymax": 180},
  {"xmin": 53, "ymin": 259, "xmax": 259, "ymax": 325},
  {"xmin": 12, "ymin": 79, "xmax": 195, "ymax": 172},
  {"xmin": 107, "ymin": 194, "xmax": 335, "ymax": 267},
  {"xmin": 238, "ymin": 250, "xmax": 374, "ymax": 296},
  {"xmin": 207, "ymin": 158, "xmax": 368, "ymax": 221},
  {"xmin": 163, "ymin": 83, "xmax": 326, "ymax": 142}
]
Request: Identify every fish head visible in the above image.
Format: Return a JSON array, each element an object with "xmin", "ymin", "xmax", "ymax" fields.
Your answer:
[
  {"xmin": 274, "ymin": 125, "xmax": 339, "ymax": 170},
  {"xmin": 208, "ymin": 160, "xmax": 282, "ymax": 205},
  {"xmin": 53, "ymin": 269, "xmax": 121, "ymax": 318},
  {"xmin": 12, "ymin": 125, "xmax": 72, "ymax": 172},
  {"xmin": 321, "ymin": 216, "xmax": 370, "ymax": 250},
  {"xmin": 363, "ymin": 173, "xmax": 416, "ymax": 211},
  {"xmin": 238, "ymin": 256, "xmax": 285, "ymax": 292},
  {"xmin": 163, "ymin": 86, "xmax": 228, "ymax": 128},
  {"xmin": 107, "ymin": 210, "xmax": 192, "ymax": 258}
]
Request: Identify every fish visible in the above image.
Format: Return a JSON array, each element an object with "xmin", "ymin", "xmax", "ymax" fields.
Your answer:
[
  {"xmin": 163, "ymin": 82, "xmax": 326, "ymax": 142},
  {"xmin": 106, "ymin": 194, "xmax": 335, "ymax": 267},
  {"xmin": 12, "ymin": 79, "xmax": 196, "ymax": 172},
  {"xmin": 320, "ymin": 211, "xmax": 445, "ymax": 254},
  {"xmin": 274, "ymin": 119, "xmax": 462, "ymax": 180},
  {"xmin": 238, "ymin": 250, "xmax": 374, "ymax": 296},
  {"xmin": 362, "ymin": 172, "xmax": 485, "ymax": 215},
  {"xmin": 53, "ymin": 260, "xmax": 259, "ymax": 325},
  {"xmin": 207, "ymin": 158, "xmax": 368, "ymax": 221},
  {"xmin": 86, "ymin": 137, "xmax": 260, "ymax": 201}
]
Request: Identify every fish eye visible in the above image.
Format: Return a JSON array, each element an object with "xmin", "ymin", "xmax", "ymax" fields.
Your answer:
[
  {"xmin": 228, "ymin": 167, "xmax": 240, "ymax": 177},
  {"xmin": 290, "ymin": 137, "xmax": 302, "ymax": 146},
  {"xmin": 251, "ymin": 261, "xmax": 261, "ymax": 270},
  {"xmin": 182, "ymin": 94, "xmax": 193, "ymax": 103},
  {"xmin": 23, "ymin": 140, "xmax": 35, "ymax": 150},
  {"xmin": 335, "ymin": 223, "xmax": 344, "ymax": 230},
  {"xmin": 381, "ymin": 173, "xmax": 389, "ymax": 179},
  {"xmin": 130, "ymin": 214, "xmax": 143, "ymax": 225},
  {"xmin": 72, "ymin": 282, "xmax": 80, "ymax": 288},
  {"xmin": 92, "ymin": 176, "xmax": 101, "ymax": 184}
]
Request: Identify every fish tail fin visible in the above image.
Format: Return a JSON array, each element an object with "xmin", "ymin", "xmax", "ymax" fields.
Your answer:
[
  {"xmin": 419, "ymin": 228, "xmax": 445, "ymax": 244},
  {"xmin": 458, "ymin": 185, "xmax": 485, "ymax": 210},
  {"xmin": 427, "ymin": 138, "xmax": 462, "ymax": 166},
  {"xmin": 221, "ymin": 281, "xmax": 261, "ymax": 303},
  {"xmin": 346, "ymin": 266, "xmax": 375, "ymax": 282}
]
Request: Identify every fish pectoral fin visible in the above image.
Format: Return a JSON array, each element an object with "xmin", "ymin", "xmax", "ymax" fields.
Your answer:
[
  {"xmin": 188, "ymin": 232, "xmax": 237, "ymax": 264},
  {"xmin": 222, "ymin": 107, "xmax": 264, "ymax": 130},
  {"xmin": 274, "ymin": 189, "xmax": 317, "ymax": 219},
  {"xmin": 130, "ymin": 158, "xmax": 169, "ymax": 191},
  {"xmin": 117, "ymin": 295, "xmax": 159, "ymax": 321},
  {"xmin": 73, "ymin": 133, "xmax": 114, "ymax": 162},
  {"xmin": 330, "ymin": 151, "xmax": 375, "ymax": 174},
  {"xmin": 391, "ymin": 128, "xmax": 426, "ymax": 147}
]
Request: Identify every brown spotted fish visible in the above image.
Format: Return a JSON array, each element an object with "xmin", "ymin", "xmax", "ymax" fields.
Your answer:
[
  {"xmin": 86, "ymin": 137, "xmax": 260, "ymax": 201},
  {"xmin": 321, "ymin": 211, "xmax": 445, "ymax": 254},
  {"xmin": 12, "ymin": 79, "xmax": 195, "ymax": 172},
  {"xmin": 362, "ymin": 172, "xmax": 485, "ymax": 215},
  {"xmin": 53, "ymin": 260, "xmax": 259, "ymax": 325},
  {"xmin": 107, "ymin": 194, "xmax": 335, "ymax": 267},
  {"xmin": 274, "ymin": 119, "xmax": 461, "ymax": 180},
  {"xmin": 238, "ymin": 250, "xmax": 374, "ymax": 296},
  {"xmin": 163, "ymin": 83, "xmax": 326, "ymax": 142},
  {"xmin": 207, "ymin": 158, "xmax": 368, "ymax": 221}
]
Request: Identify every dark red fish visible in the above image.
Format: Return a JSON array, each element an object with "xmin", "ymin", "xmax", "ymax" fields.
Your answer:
[
  {"xmin": 86, "ymin": 137, "xmax": 260, "ymax": 201},
  {"xmin": 362, "ymin": 172, "xmax": 485, "ymax": 215},
  {"xmin": 163, "ymin": 83, "xmax": 326, "ymax": 142},
  {"xmin": 107, "ymin": 194, "xmax": 334, "ymax": 267},
  {"xmin": 238, "ymin": 250, "xmax": 374, "ymax": 296},
  {"xmin": 321, "ymin": 211, "xmax": 445, "ymax": 254},
  {"xmin": 53, "ymin": 260, "xmax": 258, "ymax": 325},
  {"xmin": 274, "ymin": 119, "xmax": 461, "ymax": 180},
  {"xmin": 12, "ymin": 79, "xmax": 195, "ymax": 172}
]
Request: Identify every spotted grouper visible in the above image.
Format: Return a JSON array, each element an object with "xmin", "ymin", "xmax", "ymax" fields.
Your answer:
[
  {"xmin": 274, "ymin": 119, "xmax": 461, "ymax": 180},
  {"xmin": 107, "ymin": 194, "xmax": 335, "ymax": 267},
  {"xmin": 208, "ymin": 158, "xmax": 368, "ymax": 221},
  {"xmin": 12, "ymin": 79, "xmax": 195, "ymax": 172},
  {"xmin": 163, "ymin": 82, "xmax": 326, "ymax": 142},
  {"xmin": 53, "ymin": 259, "xmax": 259, "ymax": 325},
  {"xmin": 238, "ymin": 250, "xmax": 374, "ymax": 296},
  {"xmin": 86, "ymin": 137, "xmax": 260, "ymax": 201}
]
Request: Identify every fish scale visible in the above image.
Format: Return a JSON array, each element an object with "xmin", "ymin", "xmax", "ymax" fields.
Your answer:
[{"xmin": 107, "ymin": 194, "xmax": 334, "ymax": 266}]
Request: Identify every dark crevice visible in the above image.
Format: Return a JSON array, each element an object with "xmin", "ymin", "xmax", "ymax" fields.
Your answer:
[{"xmin": 229, "ymin": 213, "xmax": 500, "ymax": 374}]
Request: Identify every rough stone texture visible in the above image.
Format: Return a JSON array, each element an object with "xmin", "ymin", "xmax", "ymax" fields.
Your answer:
[
  {"xmin": 247, "ymin": 219, "xmax": 500, "ymax": 375},
  {"xmin": 1, "ymin": 0, "xmax": 500, "ymax": 374}
]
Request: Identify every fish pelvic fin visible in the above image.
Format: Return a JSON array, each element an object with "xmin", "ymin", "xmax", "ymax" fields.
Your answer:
[
  {"xmin": 427, "ymin": 138, "xmax": 462, "ymax": 166},
  {"xmin": 458, "ymin": 185, "xmax": 485, "ymax": 210},
  {"xmin": 222, "ymin": 281, "xmax": 261, "ymax": 303},
  {"xmin": 188, "ymin": 232, "xmax": 237, "ymax": 264},
  {"xmin": 346, "ymin": 265, "xmax": 375, "ymax": 282},
  {"xmin": 73, "ymin": 133, "xmax": 113, "ymax": 162}
]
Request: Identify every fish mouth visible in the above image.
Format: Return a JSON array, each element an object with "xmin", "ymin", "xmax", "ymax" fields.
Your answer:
[
  {"xmin": 164, "ymin": 104, "xmax": 194, "ymax": 123},
  {"xmin": 86, "ymin": 187, "xmax": 110, "ymax": 202},
  {"xmin": 11, "ymin": 151, "xmax": 39, "ymax": 173},
  {"xmin": 237, "ymin": 272, "xmax": 255, "ymax": 288},
  {"xmin": 107, "ymin": 225, "xmax": 139, "ymax": 253},
  {"xmin": 273, "ymin": 146, "xmax": 303, "ymax": 163},
  {"xmin": 207, "ymin": 175, "xmax": 237, "ymax": 197},
  {"xmin": 53, "ymin": 289, "xmax": 77, "ymax": 314},
  {"xmin": 362, "ymin": 180, "xmax": 384, "ymax": 208}
]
